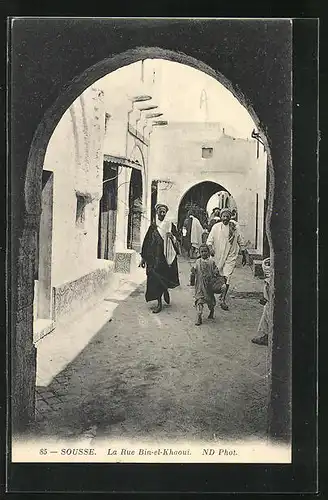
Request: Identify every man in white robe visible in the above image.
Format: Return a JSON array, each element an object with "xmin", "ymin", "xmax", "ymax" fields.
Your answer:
[
  {"xmin": 206, "ymin": 207, "xmax": 247, "ymax": 310},
  {"xmin": 190, "ymin": 214, "xmax": 204, "ymax": 257},
  {"xmin": 182, "ymin": 211, "xmax": 204, "ymax": 258}
]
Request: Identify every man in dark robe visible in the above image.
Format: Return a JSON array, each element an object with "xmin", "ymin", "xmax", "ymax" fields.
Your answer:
[{"xmin": 140, "ymin": 204, "xmax": 180, "ymax": 313}]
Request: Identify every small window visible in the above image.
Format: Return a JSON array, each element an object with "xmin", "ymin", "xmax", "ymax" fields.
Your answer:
[
  {"xmin": 202, "ymin": 147, "xmax": 213, "ymax": 159},
  {"xmin": 76, "ymin": 195, "xmax": 87, "ymax": 227}
]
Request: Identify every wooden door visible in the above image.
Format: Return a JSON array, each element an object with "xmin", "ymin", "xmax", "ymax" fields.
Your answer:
[{"xmin": 98, "ymin": 163, "xmax": 118, "ymax": 260}]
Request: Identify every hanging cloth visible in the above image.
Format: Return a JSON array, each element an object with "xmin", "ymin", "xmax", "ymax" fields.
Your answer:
[
  {"xmin": 156, "ymin": 217, "xmax": 177, "ymax": 266},
  {"xmin": 190, "ymin": 215, "xmax": 204, "ymax": 249}
]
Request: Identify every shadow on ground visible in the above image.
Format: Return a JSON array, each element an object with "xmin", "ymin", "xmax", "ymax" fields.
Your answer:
[{"xmin": 32, "ymin": 259, "xmax": 269, "ymax": 443}]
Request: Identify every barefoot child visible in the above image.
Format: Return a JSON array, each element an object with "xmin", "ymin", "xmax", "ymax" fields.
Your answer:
[{"xmin": 191, "ymin": 243, "xmax": 225, "ymax": 326}]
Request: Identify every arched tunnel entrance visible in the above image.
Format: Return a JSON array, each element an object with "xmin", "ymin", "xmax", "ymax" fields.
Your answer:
[
  {"xmin": 11, "ymin": 42, "xmax": 292, "ymax": 448},
  {"xmin": 177, "ymin": 181, "xmax": 231, "ymax": 229}
]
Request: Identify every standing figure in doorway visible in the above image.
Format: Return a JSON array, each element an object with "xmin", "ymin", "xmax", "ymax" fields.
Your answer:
[
  {"xmin": 206, "ymin": 207, "xmax": 247, "ymax": 310},
  {"xmin": 140, "ymin": 204, "xmax": 180, "ymax": 313},
  {"xmin": 182, "ymin": 210, "xmax": 204, "ymax": 259},
  {"xmin": 190, "ymin": 212, "xmax": 204, "ymax": 258},
  {"xmin": 181, "ymin": 211, "xmax": 192, "ymax": 258}
]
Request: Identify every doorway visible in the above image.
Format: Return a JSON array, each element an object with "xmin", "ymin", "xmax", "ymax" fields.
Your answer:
[
  {"xmin": 150, "ymin": 180, "xmax": 158, "ymax": 223},
  {"xmin": 97, "ymin": 161, "xmax": 118, "ymax": 261},
  {"xmin": 177, "ymin": 181, "xmax": 230, "ymax": 229},
  {"xmin": 127, "ymin": 168, "xmax": 143, "ymax": 251}
]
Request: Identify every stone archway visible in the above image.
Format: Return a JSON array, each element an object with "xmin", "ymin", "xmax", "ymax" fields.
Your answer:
[
  {"xmin": 15, "ymin": 46, "xmax": 275, "ymax": 436},
  {"xmin": 177, "ymin": 181, "xmax": 231, "ymax": 229},
  {"xmin": 207, "ymin": 191, "xmax": 238, "ymax": 220}
]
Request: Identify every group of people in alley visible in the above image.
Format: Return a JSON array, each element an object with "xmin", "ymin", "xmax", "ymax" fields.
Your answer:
[{"xmin": 140, "ymin": 203, "xmax": 270, "ymax": 346}]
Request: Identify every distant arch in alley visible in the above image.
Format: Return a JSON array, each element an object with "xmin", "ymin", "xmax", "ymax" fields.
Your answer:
[
  {"xmin": 206, "ymin": 190, "xmax": 238, "ymax": 218},
  {"xmin": 177, "ymin": 181, "xmax": 231, "ymax": 229}
]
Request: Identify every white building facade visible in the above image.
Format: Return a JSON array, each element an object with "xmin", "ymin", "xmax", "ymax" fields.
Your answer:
[
  {"xmin": 149, "ymin": 122, "xmax": 267, "ymax": 253},
  {"xmin": 33, "ymin": 62, "xmax": 165, "ymax": 340}
]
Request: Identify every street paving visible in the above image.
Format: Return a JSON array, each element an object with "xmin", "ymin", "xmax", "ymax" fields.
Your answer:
[{"xmin": 32, "ymin": 257, "xmax": 269, "ymax": 443}]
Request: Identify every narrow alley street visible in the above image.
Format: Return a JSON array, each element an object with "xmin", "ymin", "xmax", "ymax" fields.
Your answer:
[
  {"xmin": 9, "ymin": 17, "xmax": 296, "ymax": 493},
  {"xmin": 33, "ymin": 258, "xmax": 269, "ymax": 444}
]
